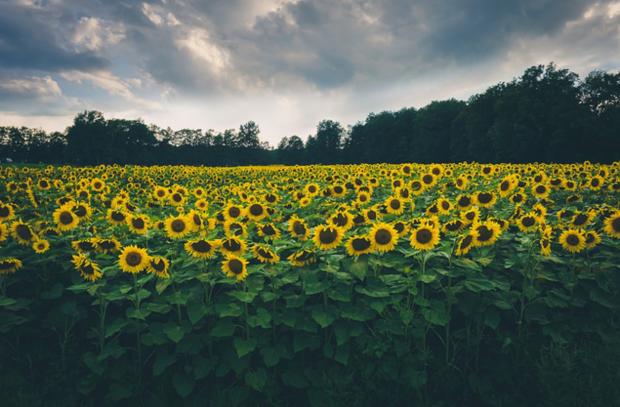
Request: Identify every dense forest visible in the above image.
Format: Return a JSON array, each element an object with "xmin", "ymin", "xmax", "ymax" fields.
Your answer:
[{"xmin": 1, "ymin": 63, "xmax": 618, "ymax": 165}]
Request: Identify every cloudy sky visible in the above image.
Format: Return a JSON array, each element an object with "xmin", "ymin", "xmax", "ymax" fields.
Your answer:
[{"xmin": 1, "ymin": 0, "xmax": 619, "ymax": 144}]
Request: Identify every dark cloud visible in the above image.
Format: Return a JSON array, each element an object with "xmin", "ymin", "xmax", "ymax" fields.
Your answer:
[{"xmin": 0, "ymin": 2, "xmax": 107, "ymax": 71}]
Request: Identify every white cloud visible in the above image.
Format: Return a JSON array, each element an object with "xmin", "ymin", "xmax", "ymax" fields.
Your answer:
[
  {"xmin": 0, "ymin": 75, "xmax": 62, "ymax": 99},
  {"xmin": 175, "ymin": 28, "xmax": 231, "ymax": 75},
  {"xmin": 72, "ymin": 17, "xmax": 125, "ymax": 51},
  {"xmin": 142, "ymin": 3, "xmax": 181, "ymax": 26}
]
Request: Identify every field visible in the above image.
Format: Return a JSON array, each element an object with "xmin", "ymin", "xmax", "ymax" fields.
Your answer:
[{"xmin": 1, "ymin": 162, "xmax": 620, "ymax": 406}]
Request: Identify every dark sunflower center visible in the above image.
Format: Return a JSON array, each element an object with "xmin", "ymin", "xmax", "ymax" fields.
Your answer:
[
  {"xmin": 541, "ymin": 239, "xmax": 549, "ymax": 247},
  {"xmin": 111, "ymin": 212, "xmax": 125, "ymax": 222},
  {"xmin": 422, "ymin": 175, "xmax": 433, "ymax": 184},
  {"xmin": 513, "ymin": 194, "xmax": 523, "ymax": 203},
  {"xmin": 613, "ymin": 217, "xmax": 620, "ymax": 232},
  {"xmin": 466, "ymin": 212, "xmax": 476, "ymax": 220},
  {"xmin": 351, "ymin": 237, "xmax": 371, "ymax": 251},
  {"xmin": 78, "ymin": 241, "xmax": 95, "ymax": 251},
  {"xmin": 591, "ymin": 179, "xmax": 600, "ymax": 186},
  {"xmin": 171, "ymin": 219, "xmax": 186, "ymax": 233},
  {"xmin": 441, "ymin": 201, "xmax": 449, "ymax": 210},
  {"xmin": 478, "ymin": 193, "xmax": 492, "ymax": 203},
  {"xmin": 266, "ymin": 194, "xmax": 276, "ymax": 203},
  {"xmin": 586, "ymin": 234, "xmax": 595, "ymax": 244},
  {"xmin": 74, "ymin": 205, "xmax": 87, "ymax": 217},
  {"xmin": 308, "ymin": 186, "xmax": 317, "ymax": 193},
  {"xmin": 257, "ymin": 248, "xmax": 273, "ymax": 259},
  {"xmin": 333, "ymin": 213, "xmax": 348, "ymax": 227},
  {"xmin": 224, "ymin": 239, "xmax": 241, "ymax": 252},
  {"xmin": 262, "ymin": 225, "xmax": 276, "ymax": 235},
  {"xmin": 172, "ymin": 193, "xmax": 182, "ymax": 202},
  {"xmin": 82, "ymin": 264, "xmax": 95, "ymax": 275},
  {"xmin": 229, "ymin": 207, "xmax": 241, "ymax": 217},
  {"xmin": 375, "ymin": 229, "xmax": 392, "ymax": 245},
  {"xmin": 126, "ymin": 252, "xmax": 142, "ymax": 266},
  {"xmin": 394, "ymin": 222, "xmax": 405, "ymax": 233},
  {"xmin": 573, "ymin": 214, "xmax": 587, "ymax": 225},
  {"xmin": 191, "ymin": 240, "xmax": 212, "ymax": 253},
  {"xmin": 446, "ymin": 221, "xmax": 462, "ymax": 231},
  {"xmin": 319, "ymin": 228, "xmax": 338, "ymax": 244},
  {"xmin": 296, "ymin": 251, "xmax": 313, "ymax": 261},
  {"xmin": 132, "ymin": 218, "xmax": 145, "ymax": 229},
  {"xmin": 293, "ymin": 221, "xmax": 306, "ymax": 236},
  {"xmin": 500, "ymin": 181, "xmax": 510, "ymax": 191},
  {"xmin": 229, "ymin": 259, "xmax": 244, "ymax": 274},
  {"xmin": 367, "ymin": 211, "xmax": 377, "ymax": 220},
  {"xmin": 566, "ymin": 234, "xmax": 580, "ymax": 246},
  {"xmin": 192, "ymin": 214, "xmax": 201, "ymax": 226},
  {"xmin": 0, "ymin": 261, "xmax": 15, "ymax": 270},
  {"xmin": 150, "ymin": 259, "xmax": 166, "ymax": 272},
  {"xmin": 333, "ymin": 186, "xmax": 343, "ymax": 194},
  {"xmin": 99, "ymin": 240, "xmax": 116, "ymax": 250},
  {"xmin": 522, "ymin": 217, "xmax": 535, "ymax": 227},
  {"xmin": 390, "ymin": 199, "xmax": 401, "ymax": 210},
  {"xmin": 16, "ymin": 224, "xmax": 33, "ymax": 240},
  {"xmin": 535, "ymin": 186, "xmax": 546, "ymax": 194},
  {"xmin": 416, "ymin": 229, "xmax": 433, "ymax": 244},
  {"xmin": 249, "ymin": 204, "xmax": 264, "ymax": 216},
  {"xmin": 0, "ymin": 206, "xmax": 9, "ymax": 217},
  {"xmin": 460, "ymin": 235, "xmax": 473, "ymax": 249},
  {"xmin": 59, "ymin": 211, "xmax": 74, "ymax": 225},
  {"xmin": 477, "ymin": 226, "xmax": 493, "ymax": 242}
]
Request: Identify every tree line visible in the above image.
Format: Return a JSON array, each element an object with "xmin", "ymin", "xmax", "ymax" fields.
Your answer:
[{"xmin": 1, "ymin": 63, "xmax": 618, "ymax": 165}]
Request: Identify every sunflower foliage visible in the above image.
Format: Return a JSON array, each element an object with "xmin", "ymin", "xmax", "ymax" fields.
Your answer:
[{"xmin": 1, "ymin": 162, "xmax": 620, "ymax": 406}]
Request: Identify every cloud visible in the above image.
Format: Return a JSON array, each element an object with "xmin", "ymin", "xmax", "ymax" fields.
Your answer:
[
  {"xmin": 72, "ymin": 17, "xmax": 126, "ymax": 51},
  {"xmin": 0, "ymin": 75, "xmax": 62, "ymax": 99}
]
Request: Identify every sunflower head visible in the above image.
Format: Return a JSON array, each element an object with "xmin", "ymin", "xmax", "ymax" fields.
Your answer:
[
  {"xmin": 147, "ymin": 256, "xmax": 170, "ymax": 278},
  {"xmin": 118, "ymin": 245, "xmax": 149, "ymax": 274},
  {"xmin": 0, "ymin": 258, "xmax": 23, "ymax": 274},
  {"xmin": 603, "ymin": 211, "xmax": 620, "ymax": 239},
  {"xmin": 252, "ymin": 244, "xmax": 280, "ymax": 264},
  {"xmin": 369, "ymin": 222, "xmax": 398, "ymax": 253},
  {"xmin": 345, "ymin": 235, "xmax": 374, "ymax": 256},
  {"xmin": 222, "ymin": 255, "xmax": 249, "ymax": 281},
  {"xmin": 184, "ymin": 238, "xmax": 217, "ymax": 259},
  {"xmin": 313, "ymin": 224, "xmax": 344, "ymax": 250},
  {"xmin": 72, "ymin": 254, "xmax": 103, "ymax": 282},
  {"xmin": 410, "ymin": 225, "xmax": 440, "ymax": 252},
  {"xmin": 559, "ymin": 229, "xmax": 586, "ymax": 253}
]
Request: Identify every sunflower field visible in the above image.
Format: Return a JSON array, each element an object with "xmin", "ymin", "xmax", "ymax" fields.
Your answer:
[{"xmin": 1, "ymin": 162, "xmax": 620, "ymax": 406}]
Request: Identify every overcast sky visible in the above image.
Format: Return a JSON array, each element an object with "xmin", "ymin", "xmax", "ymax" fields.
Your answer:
[{"xmin": 0, "ymin": 0, "xmax": 619, "ymax": 144}]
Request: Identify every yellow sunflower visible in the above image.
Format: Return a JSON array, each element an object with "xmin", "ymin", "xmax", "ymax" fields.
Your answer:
[
  {"xmin": 252, "ymin": 244, "xmax": 280, "ymax": 264},
  {"xmin": 147, "ymin": 256, "xmax": 170, "ymax": 278},
  {"xmin": 0, "ymin": 258, "xmax": 23, "ymax": 274},
  {"xmin": 288, "ymin": 216, "xmax": 310, "ymax": 240},
  {"xmin": 53, "ymin": 206, "xmax": 79, "ymax": 232},
  {"xmin": 220, "ymin": 237, "xmax": 247, "ymax": 256},
  {"xmin": 222, "ymin": 255, "xmax": 249, "ymax": 281},
  {"xmin": 369, "ymin": 222, "xmax": 398, "ymax": 253},
  {"xmin": 603, "ymin": 211, "xmax": 620, "ymax": 238},
  {"xmin": 345, "ymin": 235, "xmax": 374, "ymax": 256},
  {"xmin": 72, "ymin": 253, "xmax": 102, "ymax": 282},
  {"xmin": 410, "ymin": 225, "xmax": 440, "ymax": 251},
  {"xmin": 558, "ymin": 229, "xmax": 586, "ymax": 253},
  {"xmin": 11, "ymin": 220, "xmax": 36, "ymax": 245},
  {"xmin": 164, "ymin": 215, "xmax": 191, "ymax": 239},
  {"xmin": 184, "ymin": 238, "xmax": 217, "ymax": 259},
  {"xmin": 313, "ymin": 224, "xmax": 344, "ymax": 250},
  {"xmin": 118, "ymin": 245, "xmax": 149, "ymax": 274},
  {"xmin": 32, "ymin": 238, "xmax": 50, "ymax": 254},
  {"xmin": 472, "ymin": 221, "xmax": 501, "ymax": 248}
]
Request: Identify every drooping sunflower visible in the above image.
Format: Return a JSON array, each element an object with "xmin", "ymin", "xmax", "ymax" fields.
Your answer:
[
  {"xmin": 410, "ymin": 225, "xmax": 440, "ymax": 251},
  {"xmin": 222, "ymin": 255, "xmax": 249, "ymax": 281},
  {"xmin": 95, "ymin": 237, "xmax": 121, "ymax": 253},
  {"xmin": 32, "ymin": 238, "xmax": 50, "ymax": 254},
  {"xmin": 472, "ymin": 221, "xmax": 501, "ymax": 248},
  {"xmin": 258, "ymin": 223, "xmax": 281, "ymax": 240},
  {"xmin": 147, "ymin": 256, "xmax": 170, "ymax": 279},
  {"xmin": 72, "ymin": 238, "xmax": 98, "ymax": 253},
  {"xmin": 455, "ymin": 233, "xmax": 475, "ymax": 256},
  {"xmin": 127, "ymin": 214, "xmax": 149, "ymax": 235},
  {"xmin": 558, "ymin": 229, "xmax": 586, "ymax": 253},
  {"xmin": 220, "ymin": 237, "xmax": 247, "ymax": 256},
  {"xmin": 369, "ymin": 222, "xmax": 398, "ymax": 253},
  {"xmin": 0, "ymin": 258, "xmax": 23, "ymax": 274},
  {"xmin": 184, "ymin": 238, "xmax": 217, "ymax": 259},
  {"xmin": 11, "ymin": 220, "xmax": 36, "ymax": 245},
  {"xmin": 539, "ymin": 236, "xmax": 552, "ymax": 256},
  {"xmin": 570, "ymin": 211, "xmax": 594, "ymax": 228},
  {"xmin": 118, "ymin": 245, "xmax": 149, "ymax": 274},
  {"xmin": 584, "ymin": 230, "xmax": 601, "ymax": 250},
  {"xmin": 287, "ymin": 249, "xmax": 317, "ymax": 267},
  {"xmin": 252, "ymin": 244, "xmax": 280, "ymax": 264},
  {"xmin": 313, "ymin": 224, "xmax": 344, "ymax": 250},
  {"xmin": 288, "ymin": 216, "xmax": 310, "ymax": 240},
  {"xmin": 345, "ymin": 235, "xmax": 374, "ymax": 256},
  {"xmin": 53, "ymin": 206, "xmax": 79, "ymax": 232},
  {"xmin": 164, "ymin": 215, "xmax": 190, "ymax": 239},
  {"xmin": 603, "ymin": 210, "xmax": 620, "ymax": 238}
]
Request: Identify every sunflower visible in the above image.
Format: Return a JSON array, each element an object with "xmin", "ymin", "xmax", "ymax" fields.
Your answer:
[
  {"xmin": 345, "ymin": 235, "xmax": 373, "ymax": 256},
  {"xmin": 420, "ymin": 173, "xmax": 437, "ymax": 188},
  {"xmin": 570, "ymin": 211, "xmax": 594, "ymax": 228},
  {"xmin": 224, "ymin": 220, "xmax": 247, "ymax": 238},
  {"xmin": 369, "ymin": 222, "xmax": 398, "ymax": 253},
  {"xmin": 436, "ymin": 198, "xmax": 452, "ymax": 215},
  {"xmin": 587, "ymin": 175, "xmax": 604, "ymax": 190},
  {"xmin": 313, "ymin": 224, "xmax": 344, "ymax": 250},
  {"xmin": 252, "ymin": 244, "xmax": 280, "ymax": 264},
  {"xmin": 153, "ymin": 186, "xmax": 169, "ymax": 201},
  {"xmin": 184, "ymin": 238, "xmax": 217, "ymax": 259},
  {"xmin": 539, "ymin": 237, "xmax": 552, "ymax": 256},
  {"xmin": 53, "ymin": 206, "xmax": 79, "ymax": 232},
  {"xmin": 164, "ymin": 215, "xmax": 190, "ymax": 239},
  {"xmin": 329, "ymin": 211, "xmax": 353, "ymax": 230},
  {"xmin": 222, "ymin": 255, "xmax": 249, "ymax": 281},
  {"xmin": 287, "ymin": 249, "xmax": 317, "ymax": 267},
  {"xmin": 195, "ymin": 198, "xmax": 209, "ymax": 212},
  {"xmin": 584, "ymin": 230, "xmax": 601, "ymax": 250},
  {"xmin": 107, "ymin": 209, "xmax": 127, "ymax": 225},
  {"xmin": 0, "ymin": 222, "xmax": 9, "ymax": 245},
  {"xmin": 220, "ymin": 237, "xmax": 247, "ymax": 256},
  {"xmin": 72, "ymin": 238, "xmax": 97, "ymax": 252},
  {"xmin": 472, "ymin": 221, "xmax": 501, "ymax": 247},
  {"xmin": 246, "ymin": 202, "xmax": 268, "ymax": 222},
  {"xmin": 72, "ymin": 253, "xmax": 102, "ymax": 282},
  {"xmin": 356, "ymin": 191, "xmax": 372, "ymax": 206},
  {"xmin": 258, "ymin": 223, "xmax": 281, "ymax": 240},
  {"xmin": 603, "ymin": 211, "xmax": 620, "ymax": 238},
  {"xmin": 91, "ymin": 178, "xmax": 105, "ymax": 192},
  {"xmin": 455, "ymin": 194, "xmax": 473, "ymax": 211},
  {"xmin": 460, "ymin": 207, "xmax": 480, "ymax": 225},
  {"xmin": 442, "ymin": 219, "xmax": 465, "ymax": 235},
  {"xmin": 223, "ymin": 203, "xmax": 244, "ymax": 221},
  {"xmin": 186, "ymin": 210, "xmax": 204, "ymax": 232},
  {"xmin": 510, "ymin": 191, "xmax": 527, "ymax": 205},
  {"xmin": 0, "ymin": 203, "xmax": 15, "ymax": 222},
  {"xmin": 29, "ymin": 238, "xmax": 49, "ymax": 254},
  {"xmin": 474, "ymin": 191, "xmax": 497, "ymax": 208},
  {"xmin": 0, "ymin": 258, "xmax": 23, "ymax": 274},
  {"xmin": 11, "ymin": 220, "xmax": 36, "ymax": 245},
  {"xmin": 410, "ymin": 225, "xmax": 440, "ymax": 251},
  {"xmin": 147, "ymin": 256, "xmax": 170, "ymax": 278},
  {"xmin": 118, "ymin": 245, "xmax": 149, "ymax": 274},
  {"xmin": 558, "ymin": 229, "xmax": 586, "ymax": 253},
  {"xmin": 393, "ymin": 220, "xmax": 410, "ymax": 237},
  {"xmin": 498, "ymin": 175, "xmax": 518, "ymax": 197},
  {"xmin": 531, "ymin": 183, "xmax": 550, "ymax": 199},
  {"xmin": 384, "ymin": 196, "xmax": 405, "ymax": 215},
  {"xmin": 127, "ymin": 214, "xmax": 149, "ymax": 235},
  {"xmin": 96, "ymin": 238, "xmax": 121, "ymax": 253},
  {"xmin": 455, "ymin": 233, "xmax": 475, "ymax": 256},
  {"xmin": 516, "ymin": 213, "xmax": 538, "ymax": 233},
  {"xmin": 288, "ymin": 216, "xmax": 310, "ymax": 240},
  {"xmin": 72, "ymin": 202, "xmax": 92, "ymax": 219}
]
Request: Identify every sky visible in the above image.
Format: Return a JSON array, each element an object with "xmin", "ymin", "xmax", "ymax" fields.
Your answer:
[{"xmin": 0, "ymin": 0, "xmax": 619, "ymax": 145}]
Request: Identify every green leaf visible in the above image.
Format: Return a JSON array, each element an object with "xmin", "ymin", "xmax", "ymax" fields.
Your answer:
[
  {"xmin": 247, "ymin": 307, "xmax": 271, "ymax": 328},
  {"xmin": 228, "ymin": 291, "xmax": 258, "ymax": 303},
  {"xmin": 245, "ymin": 369, "xmax": 267, "ymax": 391},
  {"xmin": 349, "ymin": 259, "xmax": 368, "ymax": 280},
  {"xmin": 187, "ymin": 302, "xmax": 206, "ymax": 325},
  {"xmin": 463, "ymin": 278, "xmax": 496, "ymax": 292},
  {"xmin": 311, "ymin": 308, "xmax": 336, "ymax": 328},
  {"xmin": 153, "ymin": 351, "xmax": 176, "ymax": 376},
  {"xmin": 172, "ymin": 372, "xmax": 194, "ymax": 398},
  {"xmin": 421, "ymin": 302, "xmax": 450, "ymax": 326},
  {"xmin": 261, "ymin": 345, "xmax": 283, "ymax": 367},
  {"xmin": 216, "ymin": 302, "xmax": 244, "ymax": 317},
  {"xmin": 234, "ymin": 337, "xmax": 257, "ymax": 358},
  {"xmin": 164, "ymin": 325, "xmax": 184, "ymax": 343},
  {"xmin": 210, "ymin": 319, "xmax": 235, "ymax": 337}
]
